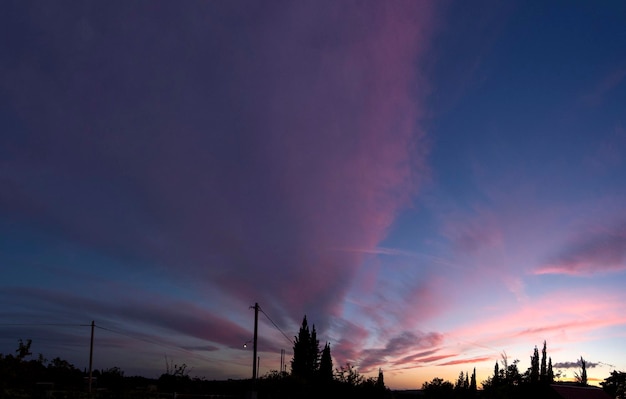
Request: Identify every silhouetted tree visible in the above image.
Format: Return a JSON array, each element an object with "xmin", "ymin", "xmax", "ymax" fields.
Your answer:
[
  {"xmin": 530, "ymin": 346, "xmax": 540, "ymax": 384},
  {"xmin": 377, "ymin": 368, "xmax": 385, "ymax": 390},
  {"xmin": 309, "ymin": 323, "xmax": 320, "ymax": 375},
  {"xmin": 576, "ymin": 357, "xmax": 588, "ymax": 386},
  {"xmin": 423, "ymin": 377, "xmax": 454, "ymax": 399},
  {"xmin": 47, "ymin": 356, "xmax": 83, "ymax": 390},
  {"xmin": 335, "ymin": 363, "xmax": 364, "ymax": 386},
  {"xmin": 493, "ymin": 361, "xmax": 500, "ymax": 386},
  {"xmin": 291, "ymin": 315, "xmax": 311, "ymax": 378},
  {"xmin": 540, "ymin": 341, "xmax": 547, "ymax": 382},
  {"xmin": 505, "ymin": 358, "xmax": 522, "ymax": 386},
  {"xmin": 456, "ymin": 371, "xmax": 466, "ymax": 390},
  {"xmin": 16, "ymin": 338, "xmax": 32, "ymax": 360},
  {"xmin": 292, "ymin": 315, "xmax": 316, "ymax": 380},
  {"xmin": 501, "ymin": 352, "xmax": 509, "ymax": 382},
  {"xmin": 547, "ymin": 357, "xmax": 554, "ymax": 383},
  {"xmin": 99, "ymin": 367, "xmax": 125, "ymax": 393},
  {"xmin": 319, "ymin": 342, "xmax": 333, "ymax": 382},
  {"xmin": 601, "ymin": 370, "xmax": 626, "ymax": 399},
  {"xmin": 470, "ymin": 367, "xmax": 477, "ymax": 392}
]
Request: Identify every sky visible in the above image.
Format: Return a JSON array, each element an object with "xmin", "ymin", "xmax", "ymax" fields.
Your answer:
[{"xmin": 1, "ymin": 0, "xmax": 626, "ymax": 390}]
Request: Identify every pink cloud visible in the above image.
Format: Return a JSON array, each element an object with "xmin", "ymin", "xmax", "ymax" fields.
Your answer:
[
  {"xmin": 332, "ymin": 321, "xmax": 371, "ymax": 365},
  {"xmin": 448, "ymin": 288, "xmax": 626, "ymax": 350},
  {"xmin": 0, "ymin": 0, "xmax": 440, "ymax": 342},
  {"xmin": 393, "ymin": 349, "xmax": 440, "ymax": 365},
  {"xmin": 392, "ymin": 352, "xmax": 455, "ymax": 368},
  {"xmin": 232, "ymin": 1, "xmax": 438, "ymax": 321},
  {"xmin": 418, "ymin": 354, "xmax": 458, "ymax": 364},
  {"xmin": 358, "ymin": 331, "xmax": 444, "ymax": 372},
  {"xmin": 438, "ymin": 356, "xmax": 493, "ymax": 367}
]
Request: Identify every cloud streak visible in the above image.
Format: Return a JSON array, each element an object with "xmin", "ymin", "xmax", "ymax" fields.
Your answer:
[
  {"xmin": 536, "ymin": 222, "xmax": 626, "ymax": 275},
  {"xmin": 438, "ymin": 356, "xmax": 493, "ymax": 367},
  {"xmin": 358, "ymin": 331, "xmax": 444, "ymax": 372},
  {"xmin": 553, "ymin": 360, "xmax": 599, "ymax": 369},
  {"xmin": 0, "ymin": 1, "xmax": 437, "ymax": 333}
]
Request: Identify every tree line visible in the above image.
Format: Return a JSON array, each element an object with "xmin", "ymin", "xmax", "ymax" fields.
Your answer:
[
  {"xmin": 3, "ymin": 329, "xmax": 625, "ymax": 399},
  {"xmin": 420, "ymin": 340, "xmax": 623, "ymax": 399}
]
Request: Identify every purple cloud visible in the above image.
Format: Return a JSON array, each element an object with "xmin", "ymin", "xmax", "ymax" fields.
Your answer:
[
  {"xmin": 0, "ymin": 1, "xmax": 436, "ymax": 333},
  {"xmin": 358, "ymin": 331, "xmax": 443, "ymax": 372},
  {"xmin": 1, "ymin": 287, "xmax": 259, "ymax": 350},
  {"xmin": 536, "ymin": 222, "xmax": 626, "ymax": 275}
]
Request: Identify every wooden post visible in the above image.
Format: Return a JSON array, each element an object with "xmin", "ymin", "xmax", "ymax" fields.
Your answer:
[{"xmin": 252, "ymin": 303, "xmax": 259, "ymax": 380}]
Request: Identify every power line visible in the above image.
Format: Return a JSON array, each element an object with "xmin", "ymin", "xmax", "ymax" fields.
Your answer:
[
  {"xmin": 257, "ymin": 306, "xmax": 294, "ymax": 346},
  {"xmin": 94, "ymin": 324, "xmax": 169, "ymax": 348},
  {"xmin": 0, "ymin": 323, "xmax": 86, "ymax": 327},
  {"xmin": 2, "ymin": 320, "xmax": 257, "ymax": 372},
  {"xmin": 93, "ymin": 323, "xmax": 246, "ymax": 368}
]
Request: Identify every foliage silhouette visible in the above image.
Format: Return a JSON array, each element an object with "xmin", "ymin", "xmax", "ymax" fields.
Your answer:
[
  {"xmin": 291, "ymin": 315, "xmax": 320, "ymax": 381},
  {"xmin": 423, "ymin": 377, "xmax": 454, "ymax": 399},
  {"xmin": 601, "ymin": 370, "xmax": 626, "ymax": 399},
  {"xmin": 547, "ymin": 357, "xmax": 554, "ymax": 383},
  {"xmin": 530, "ymin": 345, "xmax": 540, "ymax": 384},
  {"xmin": 3, "ymin": 335, "xmax": 617, "ymax": 399},
  {"xmin": 319, "ymin": 342, "xmax": 333, "ymax": 383},
  {"xmin": 575, "ymin": 356, "xmax": 588, "ymax": 386},
  {"xmin": 540, "ymin": 341, "xmax": 548, "ymax": 382}
]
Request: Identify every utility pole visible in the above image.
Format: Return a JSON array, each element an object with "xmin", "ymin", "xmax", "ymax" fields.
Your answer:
[
  {"xmin": 88, "ymin": 320, "xmax": 94, "ymax": 393},
  {"xmin": 251, "ymin": 303, "xmax": 259, "ymax": 380}
]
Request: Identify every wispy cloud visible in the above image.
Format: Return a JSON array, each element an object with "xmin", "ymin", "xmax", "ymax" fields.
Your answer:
[
  {"xmin": 441, "ymin": 207, "xmax": 503, "ymax": 255},
  {"xmin": 335, "ymin": 246, "xmax": 459, "ymax": 269},
  {"xmin": 180, "ymin": 345, "xmax": 220, "ymax": 352},
  {"xmin": 553, "ymin": 360, "xmax": 599, "ymax": 369},
  {"xmin": 448, "ymin": 288, "xmax": 626, "ymax": 352},
  {"xmin": 2, "ymin": 287, "xmax": 257, "ymax": 350},
  {"xmin": 438, "ymin": 356, "xmax": 493, "ymax": 367},
  {"xmin": 536, "ymin": 222, "xmax": 626, "ymax": 275},
  {"xmin": 581, "ymin": 66, "xmax": 626, "ymax": 107},
  {"xmin": 358, "ymin": 331, "xmax": 444, "ymax": 372}
]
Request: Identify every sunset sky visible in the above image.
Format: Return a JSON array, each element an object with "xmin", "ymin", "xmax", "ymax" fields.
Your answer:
[{"xmin": 1, "ymin": 1, "xmax": 626, "ymax": 390}]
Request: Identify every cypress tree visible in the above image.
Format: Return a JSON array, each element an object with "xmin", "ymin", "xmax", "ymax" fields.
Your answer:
[
  {"xmin": 547, "ymin": 357, "xmax": 554, "ymax": 383},
  {"xmin": 540, "ymin": 341, "xmax": 547, "ymax": 382},
  {"xmin": 580, "ymin": 357, "xmax": 588, "ymax": 386},
  {"xmin": 493, "ymin": 362, "xmax": 500, "ymax": 386},
  {"xmin": 470, "ymin": 367, "xmax": 477, "ymax": 392},
  {"xmin": 455, "ymin": 371, "xmax": 465, "ymax": 390},
  {"xmin": 291, "ymin": 315, "xmax": 323, "ymax": 381},
  {"xmin": 319, "ymin": 342, "xmax": 333, "ymax": 383},
  {"xmin": 310, "ymin": 324, "xmax": 320, "ymax": 376},
  {"xmin": 377, "ymin": 368, "xmax": 385, "ymax": 390},
  {"xmin": 291, "ymin": 316, "xmax": 311, "ymax": 379},
  {"xmin": 530, "ymin": 346, "xmax": 540, "ymax": 384}
]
